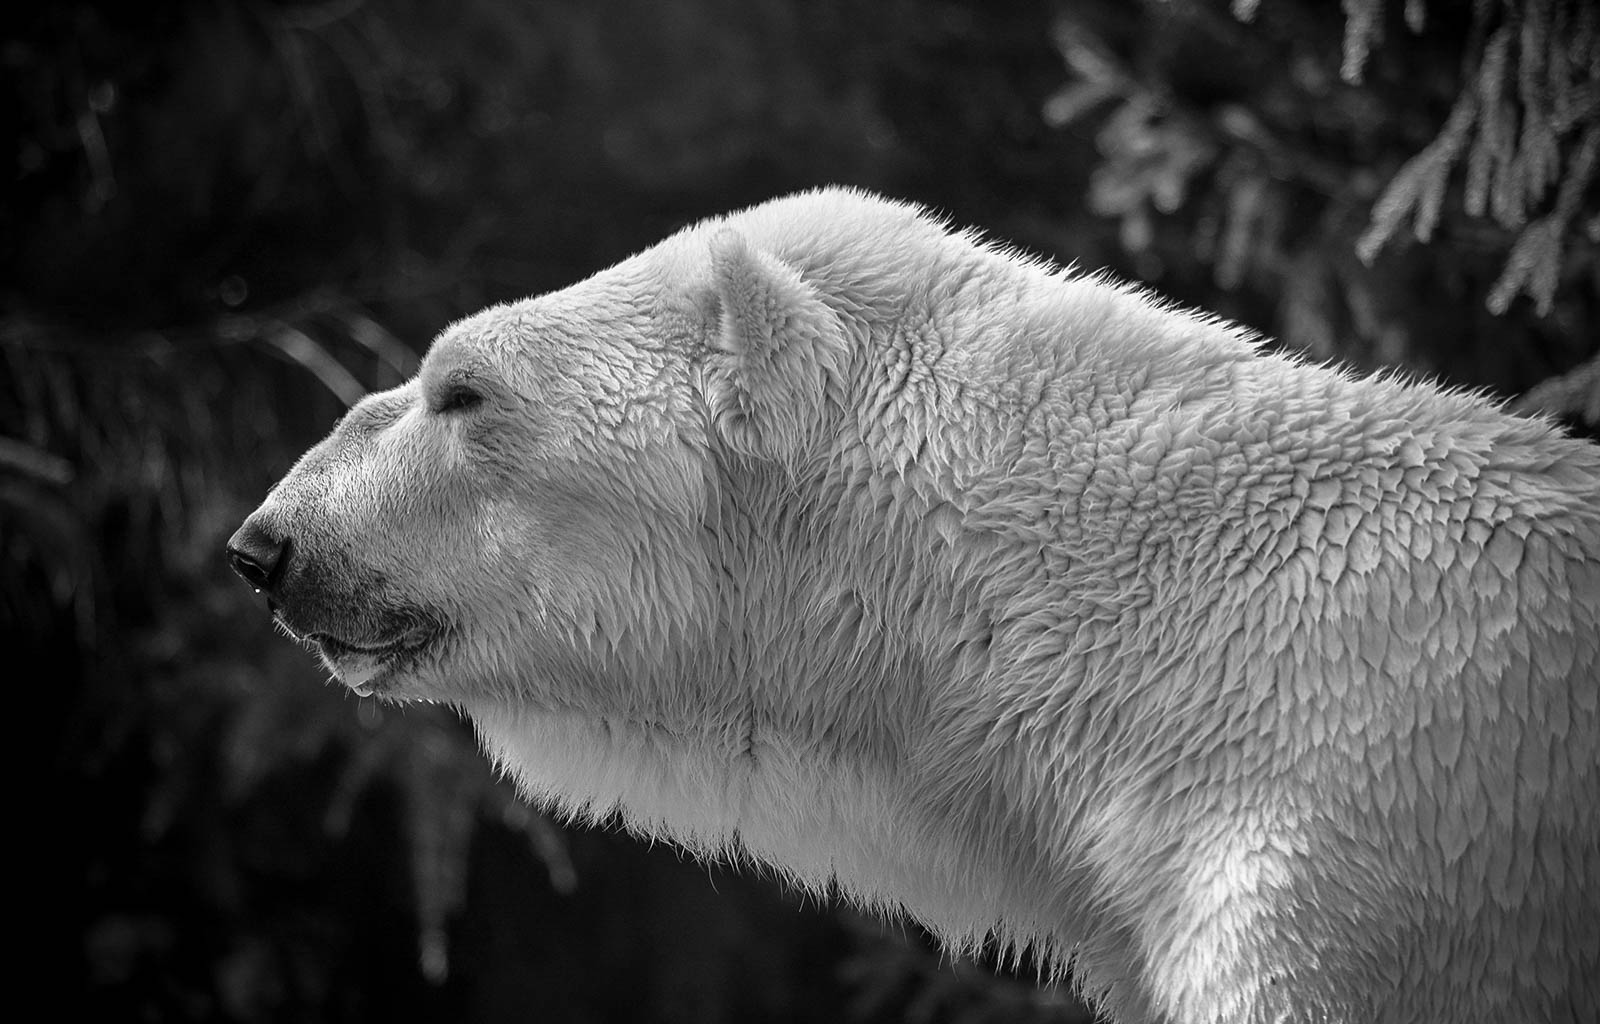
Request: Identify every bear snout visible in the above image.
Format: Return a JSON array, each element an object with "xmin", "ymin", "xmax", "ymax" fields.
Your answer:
[
  {"xmin": 226, "ymin": 510, "xmax": 443, "ymax": 657},
  {"xmin": 227, "ymin": 515, "xmax": 291, "ymax": 597}
]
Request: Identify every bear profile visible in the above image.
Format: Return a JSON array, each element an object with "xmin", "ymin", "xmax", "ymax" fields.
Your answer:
[{"xmin": 230, "ymin": 187, "xmax": 1600, "ymax": 1024}]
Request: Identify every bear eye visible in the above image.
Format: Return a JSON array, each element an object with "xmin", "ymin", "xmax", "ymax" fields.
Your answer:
[{"xmin": 433, "ymin": 383, "xmax": 484, "ymax": 415}]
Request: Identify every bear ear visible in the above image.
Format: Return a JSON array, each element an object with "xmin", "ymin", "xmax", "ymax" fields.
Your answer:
[{"xmin": 704, "ymin": 228, "xmax": 849, "ymax": 464}]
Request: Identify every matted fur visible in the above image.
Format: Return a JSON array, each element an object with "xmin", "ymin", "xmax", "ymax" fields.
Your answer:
[{"xmin": 231, "ymin": 188, "xmax": 1600, "ymax": 1024}]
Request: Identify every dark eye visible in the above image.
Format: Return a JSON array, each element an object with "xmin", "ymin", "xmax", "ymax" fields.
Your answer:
[{"xmin": 433, "ymin": 383, "xmax": 484, "ymax": 414}]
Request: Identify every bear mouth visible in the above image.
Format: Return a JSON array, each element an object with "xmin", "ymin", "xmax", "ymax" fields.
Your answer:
[
  {"xmin": 274, "ymin": 616, "xmax": 441, "ymax": 697},
  {"xmin": 307, "ymin": 630, "xmax": 429, "ymax": 659},
  {"xmin": 311, "ymin": 629, "xmax": 439, "ymax": 696}
]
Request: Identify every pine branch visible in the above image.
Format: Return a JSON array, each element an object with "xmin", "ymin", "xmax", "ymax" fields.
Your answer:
[
  {"xmin": 1488, "ymin": 121, "xmax": 1599, "ymax": 312},
  {"xmin": 1508, "ymin": 350, "xmax": 1600, "ymax": 424},
  {"xmin": 1339, "ymin": 0, "xmax": 1600, "ymax": 315},
  {"xmin": 1340, "ymin": 0, "xmax": 1386, "ymax": 84},
  {"xmin": 1357, "ymin": 89, "xmax": 1480, "ymax": 260}
]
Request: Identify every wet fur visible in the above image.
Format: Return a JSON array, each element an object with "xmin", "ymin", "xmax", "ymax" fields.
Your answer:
[{"xmin": 239, "ymin": 188, "xmax": 1600, "ymax": 1023}]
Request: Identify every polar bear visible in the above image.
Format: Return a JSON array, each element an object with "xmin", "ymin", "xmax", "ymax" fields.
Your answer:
[{"xmin": 229, "ymin": 187, "xmax": 1600, "ymax": 1024}]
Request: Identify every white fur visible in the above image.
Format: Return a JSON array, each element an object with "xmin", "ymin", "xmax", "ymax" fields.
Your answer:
[{"xmin": 246, "ymin": 188, "xmax": 1600, "ymax": 1024}]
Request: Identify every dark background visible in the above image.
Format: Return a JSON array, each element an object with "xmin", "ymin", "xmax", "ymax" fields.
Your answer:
[{"xmin": 8, "ymin": 1, "xmax": 1596, "ymax": 1021}]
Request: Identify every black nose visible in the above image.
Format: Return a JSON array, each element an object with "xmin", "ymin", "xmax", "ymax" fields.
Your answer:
[{"xmin": 227, "ymin": 516, "xmax": 291, "ymax": 595}]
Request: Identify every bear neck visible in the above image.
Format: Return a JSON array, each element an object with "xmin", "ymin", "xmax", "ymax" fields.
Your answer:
[
  {"xmin": 473, "ymin": 234, "xmax": 1297, "ymax": 983},
  {"xmin": 471, "ymin": 430, "xmax": 1156, "ymax": 986}
]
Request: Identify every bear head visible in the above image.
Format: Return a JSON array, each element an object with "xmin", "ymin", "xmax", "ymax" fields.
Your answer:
[{"xmin": 226, "ymin": 190, "xmax": 908, "ymax": 715}]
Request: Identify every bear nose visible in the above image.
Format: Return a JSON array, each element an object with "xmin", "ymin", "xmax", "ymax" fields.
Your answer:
[{"xmin": 227, "ymin": 516, "xmax": 291, "ymax": 596}]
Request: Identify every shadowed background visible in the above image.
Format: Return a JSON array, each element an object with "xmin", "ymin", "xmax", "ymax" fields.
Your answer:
[{"xmin": 8, "ymin": 1, "xmax": 1596, "ymax": 1021}]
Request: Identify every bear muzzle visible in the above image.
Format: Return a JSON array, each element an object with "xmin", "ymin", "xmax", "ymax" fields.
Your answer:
[{"xmin": 227, "ymin": 511, "xmax": 447, "ymax": 696}]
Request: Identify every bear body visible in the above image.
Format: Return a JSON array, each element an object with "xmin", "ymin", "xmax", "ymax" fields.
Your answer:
[{"xmin": 230, "ymin": 188, "xmax": 1600, "ymax": 1023}]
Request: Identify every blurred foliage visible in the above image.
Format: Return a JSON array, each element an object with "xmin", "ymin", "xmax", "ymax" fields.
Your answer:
[
  {"xmin": 1044, "ymin": 0, "xmax": 1597, "ymax": 398},
  {"xmin": 4, "ymin": 0, "xmax": 1595, "ymax": 1021}
]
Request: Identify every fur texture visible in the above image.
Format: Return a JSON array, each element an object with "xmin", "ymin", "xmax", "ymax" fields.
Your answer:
[{"xmin": 230, "ymin": 188, "xmax": 1600, "ymax": 1023}]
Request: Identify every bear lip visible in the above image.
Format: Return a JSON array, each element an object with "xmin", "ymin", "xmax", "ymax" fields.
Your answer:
[
  {"xmin": 271, "ymin": 614, "xmax": 440, "ymax": 680},
  {"xmin": 307, "ymin": 630, "xmax": 430, "ymax": 658},
  {"xmin": 301, "ymin": 626, "xmax": 441, "ymax": 698},
  {"xmin": 269, "ymin": 609, "xmax": 438, "ymax": 657}
]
